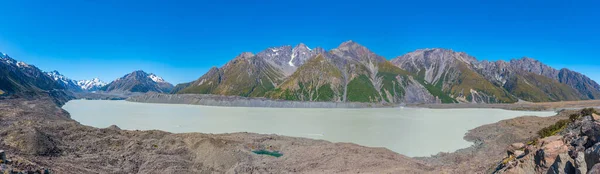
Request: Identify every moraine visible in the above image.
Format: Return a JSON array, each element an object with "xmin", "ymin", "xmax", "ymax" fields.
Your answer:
[{"xmin": 63, "ymin": 99, "xmax": 555, "ymax": 157}]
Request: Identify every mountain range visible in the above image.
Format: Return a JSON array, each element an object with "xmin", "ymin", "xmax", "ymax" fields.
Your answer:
[
  {"xmin": 0, "ymin": 52, "xmax": 172, "ymax": 99},
  {"xmin": 46, "ymin": 70, "xmax": 107, "ymax": 91},
  {"xmin": 1, "ymin": 41, "xmax": 598, "ymax": 104},
  {"xmin": 171, "ymin": 41, "xmax": 600, "ymax": 104}
]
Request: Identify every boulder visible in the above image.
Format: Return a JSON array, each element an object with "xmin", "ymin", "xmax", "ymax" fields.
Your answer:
[
  {"xmin": 548, "ymin": 153, "xmax": 575, "ymax": 174},
  {"xmin": 581, "ymin": 121, "xmax": 600, "ymax": 148},
  {"xmin": 536, "ymin": 136, "xmax": 569, "ymax": 168},
  {"xmin": 571, "ymin": 136, "xmax": 588, "ymax": 147},
  {"xmin": 585, "ymin": 143, "xmax": 600, "ymax": 171},
  {"xmin": 589, "ymin": 163, "xmax": 600, "ymax": 174},
  {"xmin": 593, "ymin": 113, "xmax": 600, "ymax": 121},
  {"xmin": 574, "ymin": 151, "xmax": 587, "ymax": 174}
]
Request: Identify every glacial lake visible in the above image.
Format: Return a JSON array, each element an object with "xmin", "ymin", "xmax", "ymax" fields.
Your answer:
[{"xmin": 62, "ymin": 100, "xmax": 556, "ymax": 157}]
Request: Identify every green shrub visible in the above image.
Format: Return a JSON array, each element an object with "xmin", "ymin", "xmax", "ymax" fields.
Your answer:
[
  {"xmin": 581, "ymin": 108, "xmax": 597, "ymax": 116},
  {"xmin": 537, "ymin": 119, "xmax": 570, "ymax": 138},
  {"xmin": 569, "ymin": 113, "xmax": 581, "ymax": 122}
]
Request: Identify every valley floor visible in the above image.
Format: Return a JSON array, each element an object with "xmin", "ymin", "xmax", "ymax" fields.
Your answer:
[{"xmin": 0, "ymin": 96, "xmax": 590, "ymax": 173}]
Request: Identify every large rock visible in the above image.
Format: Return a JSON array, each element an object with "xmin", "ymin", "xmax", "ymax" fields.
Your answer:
[
  {"xmin": 589, "ymin": 163, "xmax": 600, "ymax": 174},
  {"xmin": 574, "ymin": 151, "xmax": 587, "ymax": 174},
  {"xmin": 581, "ymin": 121, "xmax": 600, "ymax": 148},
  {"xmin": 548, "ymin": 153, "xmax": 575, "ymax": 174},
  {"xmin": 585, "ymin": 142, "xmax": 600, "ymax": 171},
  {"xmin": 536, "ymin": 136, "xmax": 569, "ymax": 168}
]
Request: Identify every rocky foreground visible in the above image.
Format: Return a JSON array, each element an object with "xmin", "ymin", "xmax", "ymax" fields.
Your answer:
[
  {"xmin": 1, "ymin": 95, "xmax": 597, "ymax": 173},
  {"xmin": 494, "ymin": 108, "xmax": 600, "ymax": 173}
]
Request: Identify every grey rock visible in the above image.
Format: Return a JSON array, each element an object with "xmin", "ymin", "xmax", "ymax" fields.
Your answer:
[
  {"xmin": 589, "ymin": 163, "xmax": 600, "ymax": 174},
  {"xmin": 574, "ymin": 151, "xmax": 587, "ymax": 174},
  {"xmin": 571, "ymin": 136, "xmax": 589, "ymax": 148},
  {"xmin": 581, "ymin": 121, "xmax": 600, "ymax": 147},
  {"xmin": 548, "ymin": 153, "xmax": 575, "ymax": 174},
  {"xmin": 585, "ymin": 143, "xmax": 600, "ymax": 171}
]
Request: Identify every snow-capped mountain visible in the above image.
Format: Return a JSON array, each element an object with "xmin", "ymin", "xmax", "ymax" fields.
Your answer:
[
  {"xmin": 46, "ymin": 70, "xmax": 82, "ymax": 91},
  {"xmin": 46, "ymin": 70, "xmax": 106, "ymax": 91},
  {"xmin": 101, "ymin": 70, "xmax": 173, "ymax": 93},
  {"xmin": 77, "ymin": 78, "xmax": 107, "ymax": 91}
]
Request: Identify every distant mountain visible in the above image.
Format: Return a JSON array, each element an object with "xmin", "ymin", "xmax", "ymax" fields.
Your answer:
[
  {"xmin": 391, "ymin": 49, "xmax": 597, "ymax": 103},
  {"xmin": 101, "ymin": 70, "xmax": 174, "ymax": 93},
  {"xmin": 77, "ymin": 78, "xmax": 107, "ymax": 91},
  {"xmin": 175, "ymin": 41, "xmax": 600, "ymax": 104},
  {"xmin": 46, "ymin": 70, "xmax": 107, "ymax": 92},
  {"xmin": 45, "ymin": 70, "xmax": 83, "ymax": 92},
  {"xmin": 0, "ymin": 52, "xmax": 72, "ymax": 103}
]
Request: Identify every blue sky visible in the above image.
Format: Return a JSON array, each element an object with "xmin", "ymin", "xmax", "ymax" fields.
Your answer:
[{"xmin": 0, "ymin": 0, "xmax": 598, "ymax": 84}]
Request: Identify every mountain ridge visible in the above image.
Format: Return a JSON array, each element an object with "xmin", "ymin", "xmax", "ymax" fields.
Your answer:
[{"xmin": 175, "ymin": 41, "xmax": 600, "ymax": 104}]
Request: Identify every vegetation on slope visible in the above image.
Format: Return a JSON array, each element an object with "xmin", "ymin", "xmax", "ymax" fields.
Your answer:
[
  {"xmin": 376, "ymin": 61, "xmax": 408, "ymax": 103},
  {"xmin": 504, "ymin": 72, "xmax": 582, "ymax": 102},
  {"xmin": 346, "ymin": 74, "xmax": 381, "ymax": 102},
  {"xmin": 268, "ymin": 55, "xmax": 344, "ymax": 101},
  {"xmin": 178, "ymin": 56, "xmax": 284, "ymax": 97},
  {"xmin": 448, "ymin": 62, "xmax": 517, "ymax": 103}
]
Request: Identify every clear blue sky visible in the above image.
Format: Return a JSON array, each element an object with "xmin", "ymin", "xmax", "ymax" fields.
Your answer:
[{"xmin": 0, "ymin": 0, "xmax": 598, "ymax": 84}]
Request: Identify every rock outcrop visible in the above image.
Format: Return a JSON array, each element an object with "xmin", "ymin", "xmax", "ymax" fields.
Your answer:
[{"xmin": 494, "ymin": 108, "xmax": 600, "ymax": 173}]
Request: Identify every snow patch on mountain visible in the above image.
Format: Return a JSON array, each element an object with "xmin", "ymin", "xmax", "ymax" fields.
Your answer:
[
  {"xmin": 77, "ymin": 78, "xmax": 107, "ymax": 90},
  {"xmin": 289, "ymin": 54, "xmax": 296, "ymax": 67},
  {"xmin": 148, "ymin": 74, "xmax": 165, "ymax": 83},
  {"xmin": 16, "ymin": 61, "xmax": 29, "ymax": 68},
  {"xmin": 46, "ymin": 71, "xmax": 72, "ymax": 85}
]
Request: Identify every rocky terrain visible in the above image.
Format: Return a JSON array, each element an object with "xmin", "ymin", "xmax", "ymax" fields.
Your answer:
[
  {"xmin": 101, "ymin": 70, "xmax": 174, "ymax": 93},
  {"xmin": 493, "ymin": 108, "xmax": 600, "ymax": 173}
]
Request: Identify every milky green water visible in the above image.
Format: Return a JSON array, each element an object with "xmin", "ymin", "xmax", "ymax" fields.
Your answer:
[{"xmin": 62, "ymin": 100, "xmax": 556, "ymax": 157}]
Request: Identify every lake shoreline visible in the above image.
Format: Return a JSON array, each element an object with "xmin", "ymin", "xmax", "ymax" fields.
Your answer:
[
  {"xmin": 127, "ymin": 92, "xmax": 600, "ymax": 111},
  {"xmin": 63, "ymin": 99, "xmax": 556, "ymax": 157}
]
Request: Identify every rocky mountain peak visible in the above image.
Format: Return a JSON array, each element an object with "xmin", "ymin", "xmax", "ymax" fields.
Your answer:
[
  {"xmin": 332, "ymin": 40, "xmax": 385, "ymax": 63},
  {"xmin": 236, "ymin": 52, "xmax": 255, "ymax": 59},
  {"xmin": 294, "ymin": 43, "xmax": 311, "ymax": 51},
  {"xmin": 508, "ymin": 57, "xmax": 559, "ymax": 79},
  {"xmin": 336, "ymin": 40, "xmax": 365, "ymax": 51}
]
